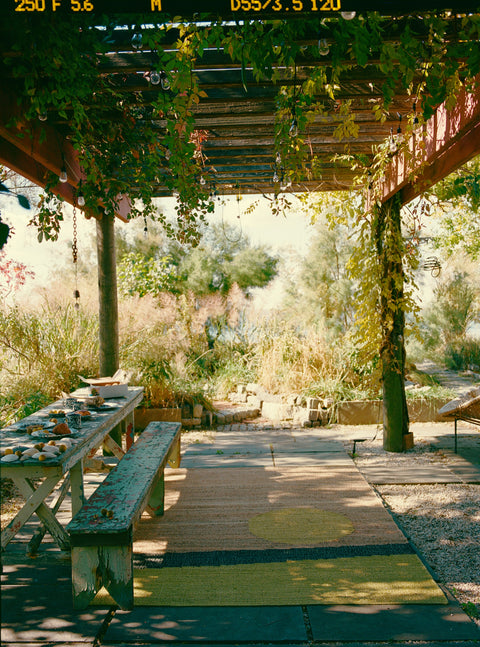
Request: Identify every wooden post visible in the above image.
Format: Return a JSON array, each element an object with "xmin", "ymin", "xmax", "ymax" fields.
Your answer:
[
  {"xmin": 96, "ymin": 210, "xmax": 119, "ymax": 376},
  {"xmin": 373, "ymin": 195, "xmax": 410, "ymax": 452},
  {"xmin": 96, "ymin": 211, "xmax": 121, "ymax": 450}
]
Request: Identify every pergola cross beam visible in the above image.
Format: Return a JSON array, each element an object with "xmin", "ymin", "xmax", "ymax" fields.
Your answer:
[{"xmin": 382, "ymin": 76, "xmax": 480, "ymax": 206}]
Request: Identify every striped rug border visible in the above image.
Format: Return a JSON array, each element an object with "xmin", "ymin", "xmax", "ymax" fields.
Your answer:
[{"xmin": 133, "ymin": 543, "xmax": 414, "ymax": 569}]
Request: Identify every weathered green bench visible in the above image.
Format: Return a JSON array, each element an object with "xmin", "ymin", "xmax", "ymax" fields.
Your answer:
[{"xmin": 67, "ymin": 421, "xmax": 181, "ymax": 610}]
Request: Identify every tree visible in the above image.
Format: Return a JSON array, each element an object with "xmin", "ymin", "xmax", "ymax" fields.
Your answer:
[
  {"xmin": 430, "ymin": 157, "xmax": 480, "ymax": 260},
  {"xmin": 284, "ymin": 205, "xmax": 355, "ymax": 332},
  {"xmin": 117, "ymin": 222, "xmax": 278, "ymax": 299},
  {"xmin": 305, "ymin": 191, "xmax": 419, "ymax": 452},
  {"xmin": 422, "ymin": 271, "xmax": 479, "ymax": 350},
  {"xmin": 373, "ymin": 196, "xmax": 410, "ymax": 452}
]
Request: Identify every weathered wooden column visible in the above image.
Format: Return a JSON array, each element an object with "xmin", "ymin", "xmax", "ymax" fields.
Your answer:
[
  {"xmin": 96, "ymin": 210, "xmax": 119, "ymax": 377},
  {"xmin": 96, "ymin": 210, "xmax": 122, "ymax": 451},
  {"xmin": 373, "ymin": 195, "xmax": 410, "ymax": 452}
]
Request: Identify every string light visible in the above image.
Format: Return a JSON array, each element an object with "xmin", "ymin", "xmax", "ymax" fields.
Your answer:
[
  {"xmin": 150, "ymin": 70, "xmax": 161, "ymax": 85},
  {"xmin": 160, "ymin": 71, "xmax": 170, "ymax": 91},
  {"xmin": 76, "ymin": 180, "xmax": 85, "ymax": 207},
  {"xmin": 59, "ymin": 167, "xmax": 68, "ymax": 183},
  {"xmin": 389, "ymin": 128, "xmax": 397, "ymax": 153},
  {"xmin": 38, "ymin": 112, "xmax": 47, "ymax": 122},
  {"xmin": 396, "ymin": 113, "xmax": 403, "ymax": 144},
  {"xmin": 318, "ymin": 38, "xmax": 330, "ymax": 56},
  {"xmin": 289, "ymin": 109, "xmax": 298, "ymax": 137},
  {"xmin": 131, "ymin": 31, "xmax": 143, "ymax": 49},
  {"xmin": 341, "ymin": 11, "xmax": 356, "ymax": 19}
]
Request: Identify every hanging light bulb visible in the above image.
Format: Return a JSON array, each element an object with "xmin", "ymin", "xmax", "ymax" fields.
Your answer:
[
  {"xmin": 59, "ymin": 167, "xmax": 68, "ymax": 183},
  {"xmin": 340, "ymin": 11, "xmax": 356, "ymax": 19},
  {"xmin": 412, "ymin": 100, "xmax": 422, "ymax": 134},
  {"xmin": 131, "ymin": 31, "xmax": 143, "ymax": 49},
  {"xmin": 160, "ymin": 71, "xmax": 171, "ymax": 91},
  {"xmin": 199, "ymin": 176, "xmax": 206, "ymax": 186},
  {"xmin": 273, "ymin": 169, "xmax": 279, "ymax": 183},
  {"xmin": 289, "ymin": 117, "xmax": 298, "ymax": 138},
  {"xmin": 38, "ymin": 112, "xmax": 48, "ymax": 122},
  {"xmin": 77, "ymin": 193, "xmax": 85, "ymax": 207},
  {"xmin": 150, "ymin": 70, "xmax": 161, "ymax": 85},
  {"xmin": 396, "ymin": 113, "xmax": 403, "ymax": 144},
  {"xmin": 389, "ymin": 128, "xmax": 397, "ymax": 154},
  {"xmin": 318, "ymin": 38, "xmax": 330, "ymax": 56},
  {"xmin": 275, "ymin": 151, "xmax": 282, "ymax": 166}
]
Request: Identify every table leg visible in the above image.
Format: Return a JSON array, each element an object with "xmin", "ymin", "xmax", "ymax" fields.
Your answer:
[
  {"xmin": 102, "ymin": 434, "xmax": 126, "ymax": 460},
  {"xmin": 14, "ymin": 478, "xmax": 70, "ymax": 550},
  {"xmin": 125, "ymin": 414, "xmax": 135, "ymax": 450},
  {"xmin": 28, "ymin": 475, "xmax": 71, "ymax": 556},
  {"xmin": 1, "ymin": 476, "xmax": 68, "ymax": 551},
  {"xmin": 70, "ymin": 460, "xmax": 86, "ymax": 515},
  {"xmin": 454, "ymin": 418, "xmax": 458, "ymax": 454},
  {"xmin": 104, "ymin": 423, "xmax": 123, "ymax": 456}
]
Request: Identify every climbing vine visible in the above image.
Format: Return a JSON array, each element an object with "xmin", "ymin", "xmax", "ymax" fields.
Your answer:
[{"xmin": 1, "ymin": 11, "xmax": 480, "ymax": 242}]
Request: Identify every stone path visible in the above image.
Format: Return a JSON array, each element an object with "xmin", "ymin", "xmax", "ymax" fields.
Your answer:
[{"xmin": 417, "ymin": 359, "xmax": 480, "ymax": 395}]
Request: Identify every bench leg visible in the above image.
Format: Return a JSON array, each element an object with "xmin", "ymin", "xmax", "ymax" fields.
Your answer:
[
  {"xmin": 146, "ymin": 472, "xmax": 165, "ymax": 517},
  {"xmin": 72, "ymin": 545, "xmax": 133, "ymax": 610},
  {"xmin": 167, "ymin": 435, "xmax": 181, "ymax": 468},
  {"xmin": 72, "ymin": 546, "xmax": 103, "ymax": 609}
]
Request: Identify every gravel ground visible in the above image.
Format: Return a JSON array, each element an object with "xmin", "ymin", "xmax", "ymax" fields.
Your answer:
[{"xmin": 350, "ymin": 432, "xmax": 480, "ymax": 627}]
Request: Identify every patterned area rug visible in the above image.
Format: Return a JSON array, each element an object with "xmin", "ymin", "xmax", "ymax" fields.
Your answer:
[{"xmin": 93, "ymin": 466, "xmax": 447, "ymax": 607}]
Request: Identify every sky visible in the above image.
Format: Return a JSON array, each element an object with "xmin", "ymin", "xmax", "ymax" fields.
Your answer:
[{"xmin": 0, "ymin": 189, "xmax": 314, "ymax": 303}]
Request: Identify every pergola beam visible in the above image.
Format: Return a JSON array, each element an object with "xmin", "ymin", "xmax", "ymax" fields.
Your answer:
[
  {"xmin": 0, "ymin": 84, "xmax": 131, "ymax": 221},
  {"xmin": 382, "ymin": 77, "xmax": 480, "ymax": 206}
]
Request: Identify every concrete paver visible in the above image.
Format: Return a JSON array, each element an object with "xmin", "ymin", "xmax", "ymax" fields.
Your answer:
[
  {"xmin": 105, "ymin": 606, "xmax": 308, "ymax": 643},
  {"xmin": 307, "ymin": 599, "xmax": 480, "ymax": 641}
]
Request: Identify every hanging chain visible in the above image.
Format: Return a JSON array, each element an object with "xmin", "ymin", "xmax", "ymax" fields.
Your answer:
[
  {"xmin": 72, "ymin": 201, "xmax": 80, "ymax": 309},
  {"xmin": 72, "ymin": 202, "xmax": 78, "ymax": 264}
]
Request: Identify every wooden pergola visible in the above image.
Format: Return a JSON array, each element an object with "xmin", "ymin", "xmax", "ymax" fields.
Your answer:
[
  {"xmin": 1, "ymin": 3, "xmax": 479, "ymax": 449},
  {"xmin": 2, "ymin": 5, "xmax": 479, "ymax": 202}
]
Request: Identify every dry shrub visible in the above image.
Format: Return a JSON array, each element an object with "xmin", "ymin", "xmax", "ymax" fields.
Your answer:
[{"xmin": 253, "ymin": 318, "xmax": 379, "ymax": 400}]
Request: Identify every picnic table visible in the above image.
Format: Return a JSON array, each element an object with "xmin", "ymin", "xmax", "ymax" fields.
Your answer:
[{"xmin": 0, "ymin": 386, "xmax": 143, "ymax": 553}]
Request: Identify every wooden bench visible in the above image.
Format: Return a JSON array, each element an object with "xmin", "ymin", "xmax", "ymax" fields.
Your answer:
[{"xmin": 66, "ymin": 421, "xmax": 181, "ymax": 610}]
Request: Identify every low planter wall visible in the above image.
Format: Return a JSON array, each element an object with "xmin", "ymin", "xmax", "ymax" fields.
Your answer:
[
  {"xmin": 335, "ymin": 398, "xmax": 452, "ymax": 425},
  {"xmin": 134, "ymin": 407, "xmax": 182, "ymax": 431}
]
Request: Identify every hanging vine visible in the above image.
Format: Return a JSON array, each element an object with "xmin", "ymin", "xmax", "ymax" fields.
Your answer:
[{"xmin": 1, "ymin": 11, "xmax": 480, "ymax": 243}]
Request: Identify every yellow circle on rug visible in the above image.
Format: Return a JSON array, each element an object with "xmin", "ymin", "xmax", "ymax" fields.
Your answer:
[{"xmin": 248, "ymin": 507, "xmax": 354, "ymax": 544}]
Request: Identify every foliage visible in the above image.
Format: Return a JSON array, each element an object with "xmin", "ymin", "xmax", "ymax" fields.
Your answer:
[
  {"xmin": 248, "ymin": 317, "xmax": 381, "ymax": 400},
  {"xmin": 421, "ymin": 271, "xmax": 479, "ymax": 350},
  {"xmin": 0, "ymin": 252, "xmax": 35, "ymax": 299},
  {"xmin": 0, "ymin": 300, "xmax": 99, "ymax": 426},
  {"xmin": 117, "ymin": 222, "xmax": 278, "ymax": 298},
  {"xmin": 2, "ymin": 12, "xmax": 480, "ymax": 242},
  {"xmin": 443, "ymin": 339, "xmax": 480, "ymax": 371},
  {"xmin": 118, "ymin": 252, "xmax": 181, "ymax": 298},
  {"xmin": 430, "ymin": 156, "xmax": 480, "ymax": 259},
  {"xmin": 284, "ymin": 197, "xmax": 355, "ymax": 332}
]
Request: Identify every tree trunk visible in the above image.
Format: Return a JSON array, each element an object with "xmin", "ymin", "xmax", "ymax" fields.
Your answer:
[
  {"xmin": 373, "ymin": 195, "xmax": 409, "ymax": 452},
  {"xmin": 96, "ymin": 211, "xmax": 119, "ymax": 377}
]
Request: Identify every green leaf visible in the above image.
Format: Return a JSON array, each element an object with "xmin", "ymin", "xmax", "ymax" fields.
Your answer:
[{"xmin": 17, "ymin": 194, "xmax": 30, "ymax": 210}]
